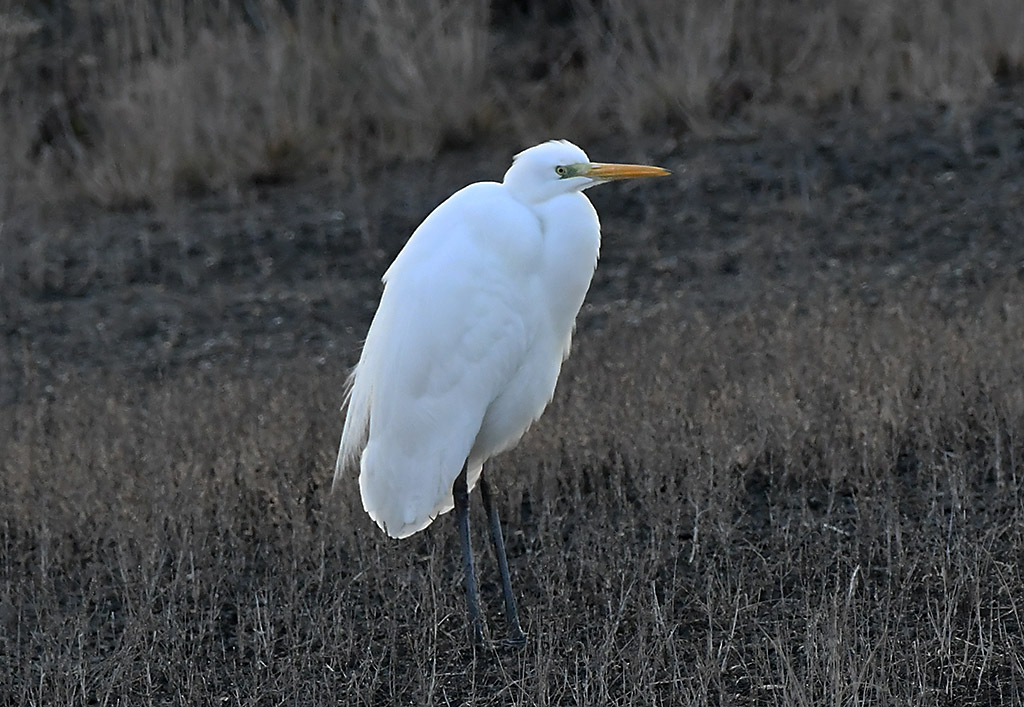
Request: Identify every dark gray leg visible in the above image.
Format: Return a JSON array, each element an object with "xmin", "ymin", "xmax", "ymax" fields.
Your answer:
[
  {"xmin": 453, "ymin": 464, "xmax": 483, "ymax": 645},
  {"xmin": 479, "ymin": 475, "xmax": 527, "ymax": 645}
]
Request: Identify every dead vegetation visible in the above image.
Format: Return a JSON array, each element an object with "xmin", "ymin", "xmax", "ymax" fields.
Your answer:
[
  {"xmin": 1, "ymin": 282, "xmax": 1022, "ymax": 705},
  {"xmin": 2, "ymin": 0, "xmax": 1023, "ymax": 208}
]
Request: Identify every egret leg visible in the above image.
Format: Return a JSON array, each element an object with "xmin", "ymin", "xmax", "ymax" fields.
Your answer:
[
  {"xmin": 479, "ymin": 475, "xmax": 527, "ymax": 645},
  {"xmin": 453, "ymin": 464, "xmax": 484, "ymax": 645}
]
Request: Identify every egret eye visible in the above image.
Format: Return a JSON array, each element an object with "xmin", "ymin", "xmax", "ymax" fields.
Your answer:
[{"xmin": 554, "ymin": 165, "xmax": 568, "ymax": 177}]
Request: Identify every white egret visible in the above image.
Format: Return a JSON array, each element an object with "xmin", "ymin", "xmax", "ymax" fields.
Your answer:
[{"xmin": 334, "ymin": 140, "xmax": 668, "ymax": 645}]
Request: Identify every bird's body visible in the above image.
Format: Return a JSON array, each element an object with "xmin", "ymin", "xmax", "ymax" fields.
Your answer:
[
  {"xmin": 338, "ymin": 166, "xmax": 600, "ymax": 538},
  {"xmin": 334, "ymin": 140, "xmax": 667, "ymax": 643}
]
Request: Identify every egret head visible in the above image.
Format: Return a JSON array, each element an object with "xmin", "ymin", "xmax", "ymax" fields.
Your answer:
[{"xmin": 503, "ymin": 140, "xmax": 669, "ymax": 205}]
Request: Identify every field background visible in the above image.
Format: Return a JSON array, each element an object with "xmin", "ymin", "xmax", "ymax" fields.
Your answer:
[{"xmin": 2, "ymin": 1, "xmax": 1024, "ymax": 705}]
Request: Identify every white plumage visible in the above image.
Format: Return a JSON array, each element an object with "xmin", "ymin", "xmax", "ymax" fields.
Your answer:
[{"xmin": 335, "ymin": 140, "xmax": 667, "ymax": 539}]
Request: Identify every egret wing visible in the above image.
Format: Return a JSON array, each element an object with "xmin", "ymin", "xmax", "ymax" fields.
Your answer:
[{"xmin": 338, "ymin": 186, "xmax": 539, "ymax": 537}]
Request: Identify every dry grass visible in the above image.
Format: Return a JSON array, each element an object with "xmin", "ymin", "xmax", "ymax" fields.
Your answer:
[
  {"xmin": 2, "ymin": 0, "xmax": 1023, "ymax": 208},
  {"xmin": 1, "ymin": 0, "xmax": 491, "ymax": 208},
  {"xmin": 571, "ymin": 0, "xmax": 1024, "ymax": 131},
  {"xmin": 1, "ymin": 282, "xmax": 1022, "ymax": 705}
]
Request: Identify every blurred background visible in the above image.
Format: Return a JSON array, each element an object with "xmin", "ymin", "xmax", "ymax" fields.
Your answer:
[
  {"xmin": 3, "ymin": 0, "xmax": 1024, "ymax": 384},
  {"xmin": 2, "ymin": 0, "xmax": 1022, "ymax": 208}
]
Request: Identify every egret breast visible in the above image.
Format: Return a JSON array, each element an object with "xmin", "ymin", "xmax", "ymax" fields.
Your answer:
[{"xmin": 468, "ymin": 191, "xmax": 601, "ymax": 467}]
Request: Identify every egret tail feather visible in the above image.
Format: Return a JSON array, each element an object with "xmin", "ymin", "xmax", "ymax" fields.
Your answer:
[{"xmin": 334, "ymin": 366, "xmax": 368, "ymax": 490}]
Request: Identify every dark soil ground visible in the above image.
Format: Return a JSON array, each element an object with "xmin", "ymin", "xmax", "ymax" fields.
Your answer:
[
  {"xmin": 5, "ymin": 90, "xmax": 1023, "ymax": 389},
  {"xmin": 2, "ymin": 89, "xmax": 1024, "ymax": 705}
]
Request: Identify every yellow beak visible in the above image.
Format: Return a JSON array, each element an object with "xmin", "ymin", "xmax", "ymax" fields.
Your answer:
[{"xmin": 583, "ymin": 162, "xmax": 670, "ymax": 181}]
